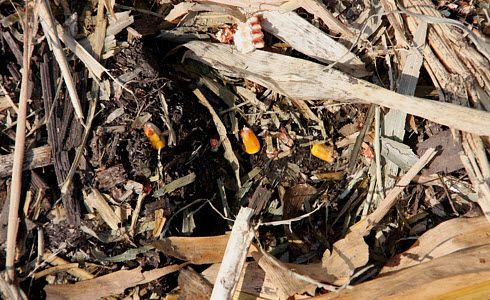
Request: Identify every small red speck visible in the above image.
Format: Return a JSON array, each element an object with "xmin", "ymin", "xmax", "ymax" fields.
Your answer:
[
  {"xmin": 210, "ymin": 135, "xmax": 221, "ymax": 151},
  {"xmin": 143, "ymin": 183, "xmax": 152, "ymax": 194},
  {"xmin": 361, "ymin": 145, "xmax": 375, "ymax": 161},
  {"xmin": 216, "ymin": 26, "xmax": 236, "ymax": 44}
]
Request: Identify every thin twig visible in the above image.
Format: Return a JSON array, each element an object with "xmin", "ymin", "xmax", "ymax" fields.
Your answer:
[
  {"xmin": 374, "ymin": 106, "xmax": 384, "ymax": 199},
  {"xmin": 354, "ymin": 148, "xmax": 437, "ymax": 236},
  {"xmin": 38, "ymin": 0, "xmax": 84, "ymax": 121},
  {"xmin": 61, "ymin": 0, "xmax": 107, "ymax": 195},
  {"xmin": 256, "ymin": 202, "xmax": 325, "ymax": 228},
  {"xmin": 161, "ymin": 198, "xmax": 210, "ymax": 237},
  {"xmin": 5, "ymin": 0, "xmax": 35, "ymax": 283}
]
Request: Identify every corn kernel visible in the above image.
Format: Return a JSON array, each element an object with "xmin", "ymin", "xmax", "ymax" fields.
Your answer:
[
  {"xmin": 311, "ymin": 143, "xmax": 334, "ymax": 163},
  {"xmin": 240, "ymin": 127, "xmax": 260, "ymax": 154},
  {"xmin": 144, "ymin": 122, "xmax": 165, "ymax": 151}
]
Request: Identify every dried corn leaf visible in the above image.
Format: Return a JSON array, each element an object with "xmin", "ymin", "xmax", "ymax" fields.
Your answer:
[
  {"xmin": 279, "ymin": 0, "xmax": 355, "ymax": 39},
  {"xmin": 200, "ymin": 76, "xmax": 240, "ymax": 134},
  {"xmin": 416, "ymin": 130, "xmax": 464, "ymax": 174},
  {"xmin": 351, "ymin": 148, "xmax": 437, "ymax": 235},
  {"xmin": 203, "ymin": 262, "xmax": 279, "ymax": 299},
  {"xmin": 235, "ymin": 86, "xmax": 268, "ymax": 112},
  {"xmin": 44, "ymin": 264, "xmax": 186, "ymax": 300},
  {"xmin": 151, "ymin": 234, "xmax": 229, "ymax": 264},
  {"xmin": 283, "ymin": 183, "xmax": 317, "ymax": 219},
  {"xmin": 319, "ymin": 244, "xmax": 490, "ymax": 299},
  {"xmin": 165, "ymin": 2, "xmax": 244, "ymax": 23},
  {"xmin": 321, "ymin": 231, "xmax": 369, "ymax": 285},
  {"xmin": 92, "ymin": 245, "xmax": 153, "ymax": 263},
  {"xmin": 183, "ymin": 41, "xmax": 490, "ymax": 136},
  {"xmin": 194, "ymin": 0, "xmax": 287, "ymax": 11},
  {"xmin": 203, "ymin": 245, "xmax": 338, "ymax": 299},
  {"xmin": 178, "ymin": 268, "xmax": 213, "ymax": 300},
  {"xmin": 153, "ymin": 172, "xmax": 196, "ymax": 197},
  {"xmin": 251, "ymin": 249, "xmax": 317, "ymax": 299},
  {"xmin": 261, "ymin": 11, "xmax": 368, "ymax": 77},
  {"xmin": 381, "ymin": 216, "xmax": 490, "ymax": 274},
  {"xmin": 56, "ymin": 22, "xmax": 105, "ymax": 80},
  {"xmin": 165, "ymin": 2, "xmax": 196, "ymax": 22},
  {"xmin": 42, "ymin": 251, "xmax": 95, "ymax": 281}
]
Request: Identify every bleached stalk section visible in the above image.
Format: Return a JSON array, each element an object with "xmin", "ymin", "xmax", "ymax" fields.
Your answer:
[
  {"xmin": 183, "ymin": 41, "xmax": 490, "ymax": 136},
  {"xmin": 211, "ymin": 207, "xmax": 255, "ymax": 300},
  {"xmin": 261, "ymin": 10, "xmax": 368, "ymax": 77}
]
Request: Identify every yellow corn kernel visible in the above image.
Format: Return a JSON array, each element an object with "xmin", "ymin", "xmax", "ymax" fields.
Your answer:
[
  {"xmin": 311, "ymin": 143, "xmax": 334, "ymax": 163},
  {"xmin": 240, "ymin": 127, "xmax": 260, "ymax": 154},
  {"xmin": 144, "ymin": 122, "xmax": 165, "ymax": 151}
]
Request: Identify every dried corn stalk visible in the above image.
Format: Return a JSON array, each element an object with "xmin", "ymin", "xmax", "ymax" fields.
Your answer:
[{"xmin": 183, "ymin": 41, "xmax": 490, "ymax": 136}]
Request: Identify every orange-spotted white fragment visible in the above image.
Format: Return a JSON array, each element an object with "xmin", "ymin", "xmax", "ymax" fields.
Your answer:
[
  {"xmin": 233, "ymin": 14, "xmax": 265, "ymax": 53},
  {"xmin": 311, "ymin": 143, "xmax": 334, "ymax": 163},
  {"xmin": 240, "ymin": 126, "xmax": 260, "ymax": 154},
  {"xmin": 216, "ymin": 26, "xmax": 236, "ymax": 44},
  {"xmin": 361, "ymin": 143, "xmax": 374, "ymax": 162},
  {"xmin": 144, "ymin": 122, "xmax": 165, "ymax": 151}
]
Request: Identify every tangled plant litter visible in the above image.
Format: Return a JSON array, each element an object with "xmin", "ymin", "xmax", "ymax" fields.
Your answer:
[{"xmin": 0, "ymin": 0, "xmax": 490, "ymax": 299}]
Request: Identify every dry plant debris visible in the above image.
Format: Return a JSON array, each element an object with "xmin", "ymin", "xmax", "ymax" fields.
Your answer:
[{"xmin": 0, "ymin": 0, "xmax": 489, "ymax": 299}]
